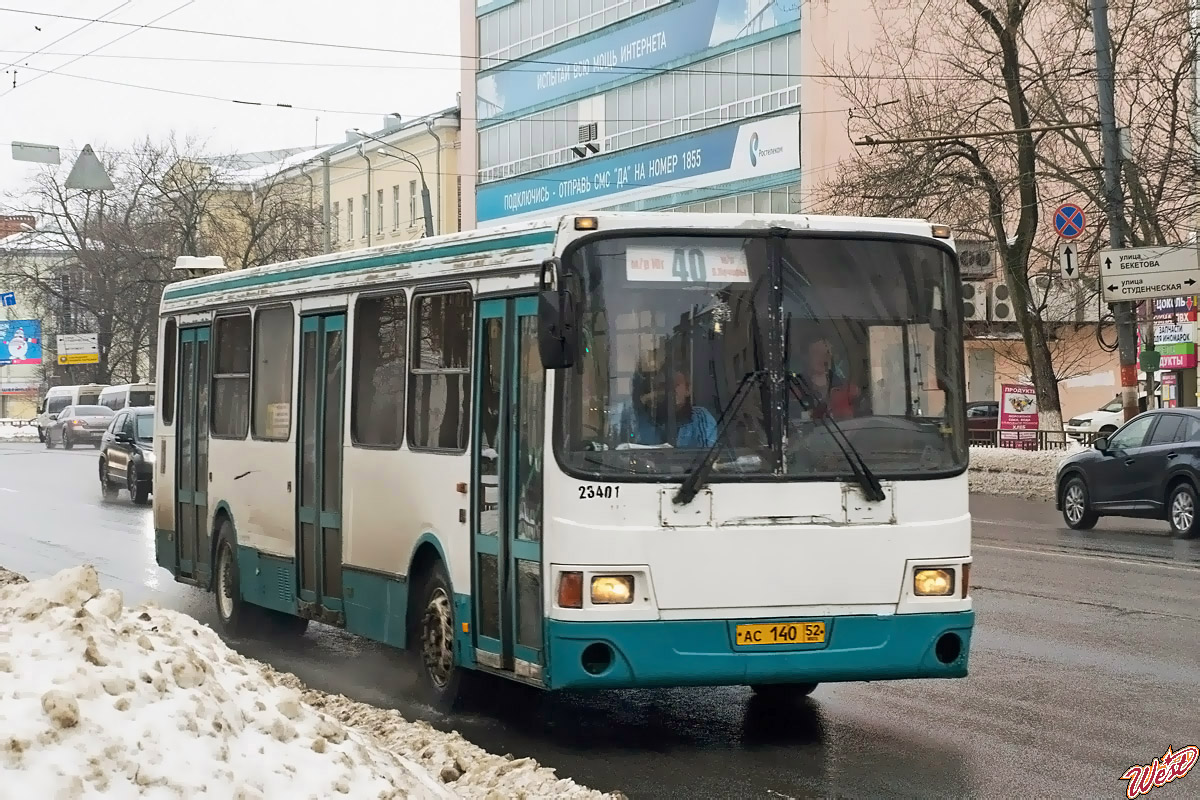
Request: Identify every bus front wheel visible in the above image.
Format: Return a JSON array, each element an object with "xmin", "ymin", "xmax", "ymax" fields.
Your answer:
[{"xmin": 410, "ymin": 560, "xmax": 476, "ymax": 710}]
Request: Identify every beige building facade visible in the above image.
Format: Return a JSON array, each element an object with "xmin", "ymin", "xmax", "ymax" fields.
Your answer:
[{"xmin": 250, "ymin": 109, "xmax": 463, "ymax": 255}]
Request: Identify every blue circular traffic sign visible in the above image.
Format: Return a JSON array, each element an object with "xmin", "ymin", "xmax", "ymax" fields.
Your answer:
[{"xmin": 1053, "ymin": 203, "xmax": 1086, "ymax": 240}]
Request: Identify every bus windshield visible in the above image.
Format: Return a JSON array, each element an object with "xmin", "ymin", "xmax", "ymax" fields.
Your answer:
[{"xmin": 555, "ymin": 233, "xmax": 967, "ymax": 481}]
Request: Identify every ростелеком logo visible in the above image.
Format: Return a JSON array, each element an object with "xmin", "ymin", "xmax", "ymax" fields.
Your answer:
[{"xmin": 749, "ymin": 132, "xmax": 759, "ymax": 166}]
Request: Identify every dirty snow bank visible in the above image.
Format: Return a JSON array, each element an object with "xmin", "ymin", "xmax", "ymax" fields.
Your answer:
[
  {"xmin": 969, "ymin": 444, "xmax": 1085, "ymax": 501},
  {"xmin": 269, "ymin": 670, "xmax": 616, "ymax": 799},
  {"xmin": 0, "ymin": 419, "xmax": 37, "ymax": 441},
  {"xmin": 0, "ymin": 566, "xmax": 618, "ymax": 800}
]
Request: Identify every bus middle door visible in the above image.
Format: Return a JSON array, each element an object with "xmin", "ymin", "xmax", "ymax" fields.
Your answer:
[
  {"xmin": 296, "ymin": 312, "xmax": 347, "ymax": 625},
  {"xmin": 471, "ymin": 296, "xmax": 545, "ymax": 684}
]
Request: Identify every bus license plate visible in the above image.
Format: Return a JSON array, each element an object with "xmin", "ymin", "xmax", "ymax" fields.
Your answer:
[{"xmin": 735, "ymin": 622, "xmax": 825, "ymax": 646}]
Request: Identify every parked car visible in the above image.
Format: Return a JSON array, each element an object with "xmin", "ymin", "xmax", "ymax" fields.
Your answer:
[
  {"xmin": 43, "ymin": 405, "xmax": 115, "ymax": 449},
  {"xmin": 1055, "ymin": 408, "xmax": 1200, "ymax": 538},
  {"xmin": 1064, "ymin": 397, "xmax": 1125, "ymax": 441},
  {"xmin": 98, "ymin": 406, "xmax": 155, "ymax": 504},
  {"xmin": 965, "ymin": 400, "xmax": 999, "ymax": 444}
]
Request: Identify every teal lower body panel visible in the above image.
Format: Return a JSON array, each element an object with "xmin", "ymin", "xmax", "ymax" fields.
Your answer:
[
  {"xmin": 154, "ymin": 528, "xmax": 175, "ymax": 571},
  {"xmin": 545, "ymin": 611, "xmax": 974, "ymax": 690},
  {"xmin": 342, "ymin": 567, "xmax": 409, "ymax": 649},
  {"xmin": 236, "ymin": 546, "xmax": 297, "ymax": 615}
]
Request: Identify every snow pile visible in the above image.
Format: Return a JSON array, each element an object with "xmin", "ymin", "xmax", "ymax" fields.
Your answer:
[
  {"xmin": 271, "ymin": 672, "xmax": 617, "ymax": 799},
  {"xmin": 969, "ymin": 443, "xmax": 1086, "ymax": 500},
  {"xmin": 0, "ymin": 565, "xmax": 620, "ymax": 800},
  {"xmin": 0, "ymin": 420, "xmax": 37, "ymax": 442},
  {"xmin": 0, "ymin": 566, "xmax": 454, "ymax": 799}
]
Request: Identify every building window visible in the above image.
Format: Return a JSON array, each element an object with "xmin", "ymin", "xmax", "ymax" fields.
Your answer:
[
  {"xmin": 252, "ymin": 306, "xmax": 293, "ymax": 441},
  {"xmin": 409, "ymin": 181, "xmax": 418, "ymax": 226},
  {"xmin": 376, "ymin": 189, "xmax": 384, "ymax": 234},
  {"xmin": 456, "ymin": 176, "xmax": 461, "ymax": 232},
  {"xmin": 477, "ymin": 34, "xmax": 799, "ymax": 182},
  {"xmin": 392, "ymin": 185, "xmax": 400, "ymax": 229},
  {"xmin": 332, "ymin": 202, "xmax": 340, "ymax": 243},
  {"xmin": 347, "ymin": 198, "xmax": 354, "ymax": 240},
  {"xmin": 361, "ymin": 193, "xmax": 369, "ymax": 238},
  {"xmin": 161, "ymin": 319, "xmax": 177, "ymax": 424},
  {"xmin": 211, "ymin": 313, "xmax": 251, "ymax": 439},
  {"xmin": 408, "ymin": 290, "xmax": 471, "ymax": 451},
  {"xmin": 478, "ymin": 0, "xmax": 670, "ymax": 65},
  {"xmin": 352, "ymin": 291, "xmax": 407, "ymax": 447}
]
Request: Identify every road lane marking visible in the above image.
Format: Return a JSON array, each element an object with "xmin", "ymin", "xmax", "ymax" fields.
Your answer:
[{"xmin": 975, "ymin": 543, "xmax": 1200, "ymax": 573}]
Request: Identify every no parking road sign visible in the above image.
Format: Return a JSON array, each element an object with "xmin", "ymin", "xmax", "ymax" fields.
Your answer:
[{"xmin": 1053, "ymin": 203, "xmax": 1086, "ymax": 240}]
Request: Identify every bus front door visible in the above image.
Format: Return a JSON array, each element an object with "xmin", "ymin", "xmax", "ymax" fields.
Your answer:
[
  {"xmin": 471, "ymin": 296, "xmax": 545, "ymax": 683},
  {"xmin": 296, "ymin": 312, "xmax": 347, "ymax": 625},
  {"xmin": 176, "ymin": 326, "xmax": 211, "ymax": 585}
]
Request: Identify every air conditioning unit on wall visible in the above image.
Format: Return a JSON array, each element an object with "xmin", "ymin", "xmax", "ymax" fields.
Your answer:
[
  {"xmin": 958, "ymin": 240, "xmax": 998, "ymax": 279},
  {"xmin": 962, "ymin": 281, "xmax": 987, "ymax": 321},
  {"xmin": 1031, "ymin": 274, "xmax": 1079, "ymax": 322},
  {"xmin": 990, "ymin": 283, "xmax": 1017, "ymax": 322}
]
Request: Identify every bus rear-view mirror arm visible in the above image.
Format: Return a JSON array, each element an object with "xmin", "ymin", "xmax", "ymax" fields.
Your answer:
[{"xmin": 538, "ymin": 258, "xmax": 579, "ymax": 370}]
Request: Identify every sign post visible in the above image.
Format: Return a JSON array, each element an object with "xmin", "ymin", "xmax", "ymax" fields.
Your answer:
[
  {"xmin": 1059, "ymin": 241, "xmax": 1079, "ymax": 280},
  {"xmin": 1100, "ymin": 246, "xmax": 1200, "ymax": 303},
  {"xmin": 1053, "ymin": 203, "xmax": 1087, "ymax": 241},
  {"xmin": 56, "ymin": 333, "xmax": 100, "ymax": 366}
]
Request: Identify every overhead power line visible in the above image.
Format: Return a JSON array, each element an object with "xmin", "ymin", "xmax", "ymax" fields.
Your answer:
[
  {"xmin": 0, "ymin": 5, "xmax": 1119, "ymax": 84},
  {"xmin": 0, "ymin": 1, "xmax": 195, "ymax": 100}
]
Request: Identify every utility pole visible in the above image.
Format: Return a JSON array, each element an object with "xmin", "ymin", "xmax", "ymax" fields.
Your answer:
[{"xmin": 1091, "ymin": 0, "xmax": 1139, "ymax": 421}]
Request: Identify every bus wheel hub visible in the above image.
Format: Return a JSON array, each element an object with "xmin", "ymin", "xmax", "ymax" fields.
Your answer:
[{"xmin": 421, "ymin": 588, "xmax": 454, "ymax": 688}]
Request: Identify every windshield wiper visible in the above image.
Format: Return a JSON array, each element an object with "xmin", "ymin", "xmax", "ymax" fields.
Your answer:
[
  {"xmin": 787, "ymin": 372, "xmax": 886, "ymax": 503},
  {"xmin": 673, "ymin": 370, "xmax": 765, "ymax": 506}
]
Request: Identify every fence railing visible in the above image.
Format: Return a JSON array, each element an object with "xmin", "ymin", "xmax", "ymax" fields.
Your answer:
[
  {"xmin": 0, "ymin": 418, "xmax": 36, "ymax": 428},
  {"xmin": 969, "ymin": 430, "xmax": 1100, "ymax": 450}
]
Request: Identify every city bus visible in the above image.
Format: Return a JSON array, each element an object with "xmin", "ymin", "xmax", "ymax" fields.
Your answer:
[{"xmin": 152, "ymin": 212, "xmax": 974, "ymax": 707}]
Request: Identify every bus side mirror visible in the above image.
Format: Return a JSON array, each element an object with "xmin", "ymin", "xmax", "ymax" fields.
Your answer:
[{"xmin": 538, "ymin": 258, "xmax": 578, "ymax": 370}]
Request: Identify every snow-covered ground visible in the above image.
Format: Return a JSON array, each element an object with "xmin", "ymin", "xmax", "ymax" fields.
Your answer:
[
  {"xmin": 0, "ymin": 566, "xmax": 617, "ymax": 800},
  {"xmin": 0, "ymin": 419, "xmax": 38, "ymax": 441},
  {"xmin": 968, "ymin": 443, "xmax": 1084, "ymax": 501}
]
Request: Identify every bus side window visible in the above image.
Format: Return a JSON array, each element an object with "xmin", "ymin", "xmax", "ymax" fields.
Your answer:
[
  {"xmin": 352, "ymin": 291, "xmax": 407, "ymax": 448},
  {"xmin": 162, "ymin": 319, "xmax": 177, "ymax": 424},
  {"xmin": 408, "ymin": 290, "xmax": 472, "ymax": 451}
]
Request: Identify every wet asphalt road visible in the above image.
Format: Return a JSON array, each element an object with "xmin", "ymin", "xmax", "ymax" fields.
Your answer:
[{"xmin": 1, "ymin": 440, "xmax": 1198, "ymax": 799}]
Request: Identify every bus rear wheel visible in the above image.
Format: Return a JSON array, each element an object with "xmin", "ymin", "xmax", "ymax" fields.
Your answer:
[
  {"xmin": 751, "ymin": 682, "xmax": 819, "ymax": 701},
  {"xmin": 410, "ymin": 560, "xmax": 476, "ymax": 710},
  {"xmin": 214, "ymin": 520, "xmax": 258, "ymax": 638}
]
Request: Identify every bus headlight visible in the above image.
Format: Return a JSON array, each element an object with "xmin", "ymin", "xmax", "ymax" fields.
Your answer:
[
  {"xmin": 914, "ymin": 568, "xmax": 955, "ymax": 596},
  {"xmin": 591, "ymin": 575, "xmax": 634, "ymax": 604}
]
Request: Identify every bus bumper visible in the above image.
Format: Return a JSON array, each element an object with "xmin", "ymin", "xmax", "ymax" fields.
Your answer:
[{"xmin": 544, "ymin": 611, "xmax": 974, "ymax": 690}]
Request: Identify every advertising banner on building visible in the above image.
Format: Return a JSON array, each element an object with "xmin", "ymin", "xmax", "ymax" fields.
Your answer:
[
  {"xmin": 476, "ymin": 0, "xmax": 801, "ymax": 120},
  {"xmin": 0, "ymin": 319, "xmax": 42, "ymax": 366},
  {"xmin": 477, "ymin": 112, "xmax": 799, "ymax": 224},
  {"xmin": 999, "ymin": 383, "xmax": 1039, "ymax": 450},
  {"xmin": 1152, "ymin": 296, "xmax": 1196, "ymax": 320}
]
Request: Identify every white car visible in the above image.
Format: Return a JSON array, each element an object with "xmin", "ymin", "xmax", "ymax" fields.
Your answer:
[{"xmin": 1064, "ymin": 397, "xmax": 1125, "ymax": 440}]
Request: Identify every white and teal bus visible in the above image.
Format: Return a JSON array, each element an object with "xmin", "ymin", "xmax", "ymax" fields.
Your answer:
[{"xmin": 152, "ymin": 212, "xmax": 974, "ymax": 707}]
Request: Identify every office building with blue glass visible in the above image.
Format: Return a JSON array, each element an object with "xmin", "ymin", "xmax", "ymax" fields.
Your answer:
[{"xmin": 460, "ymin": 0, "xmax": 802, "ymax": 229}]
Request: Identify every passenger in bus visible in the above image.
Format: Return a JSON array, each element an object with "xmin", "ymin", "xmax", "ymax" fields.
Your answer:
[
  {"xmin": 796, "ymin": 338, "xmax": 859, "ymax": 421},
  {"xmin": 616, "ymin": 370, "xmax": 717, "ymax": 448}
]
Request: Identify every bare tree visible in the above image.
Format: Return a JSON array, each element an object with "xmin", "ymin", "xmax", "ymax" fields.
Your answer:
[
  {"xmin": 814, "ymin": 0, "xmax": 1198, "ymax": 431},
  {"xmin": 1, "ymin": 137, "xmax": 323, "ymax": 387}
]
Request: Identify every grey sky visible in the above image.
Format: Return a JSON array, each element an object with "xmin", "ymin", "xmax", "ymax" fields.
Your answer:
[{"xmin": 0, "ymin": 0, "xmax": 460, "ymax": 204}]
